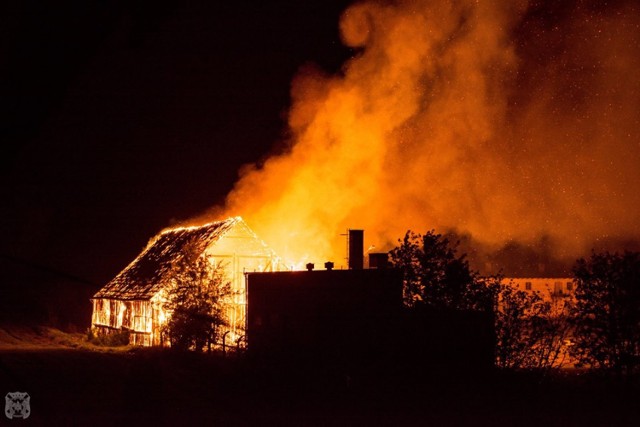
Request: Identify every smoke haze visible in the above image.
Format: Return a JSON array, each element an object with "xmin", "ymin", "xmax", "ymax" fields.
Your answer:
[{"xmin": 198, "ymin": 0, "xmax": 640, "ymax": 274}]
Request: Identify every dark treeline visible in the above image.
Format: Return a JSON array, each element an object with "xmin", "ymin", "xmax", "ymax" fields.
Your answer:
[{"xmin": 390, "ymin": 230, "xmax": 640, "ymax": 376}]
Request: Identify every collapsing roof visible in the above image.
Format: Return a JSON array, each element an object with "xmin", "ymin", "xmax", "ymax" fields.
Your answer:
[{"xmin": 94, "ymin": 216, "xmax": 272, "ymax": 300}]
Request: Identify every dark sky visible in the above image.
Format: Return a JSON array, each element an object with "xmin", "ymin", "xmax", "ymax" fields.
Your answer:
[{"xmin": 1, "ymin": 0, "xmax": 354, "ymax": 287}]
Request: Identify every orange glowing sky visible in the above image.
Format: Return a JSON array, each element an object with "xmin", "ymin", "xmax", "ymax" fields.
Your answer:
[
  {"xmin": 2, "ymin": 0, "xmax": 639, "ymax": 284},
  {"xmin": 187, "ymin": 0, "xmax": 640, "ymax": 272}
]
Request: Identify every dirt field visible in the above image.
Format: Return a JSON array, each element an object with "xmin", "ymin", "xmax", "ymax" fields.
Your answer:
[{"xmin": 1, "ymin": 326, "xmax": 639, "ymax": 426}]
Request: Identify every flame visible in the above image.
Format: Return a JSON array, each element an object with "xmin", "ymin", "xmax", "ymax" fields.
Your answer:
[{"xmin": 192, "ymin": 0, "xmax": 639, "ymax": 270}]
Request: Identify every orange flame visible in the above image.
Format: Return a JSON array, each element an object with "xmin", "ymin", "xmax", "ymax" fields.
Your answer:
[{"xmin": 193, "ymin": 0, "xmax": 640, "ymax": 269}]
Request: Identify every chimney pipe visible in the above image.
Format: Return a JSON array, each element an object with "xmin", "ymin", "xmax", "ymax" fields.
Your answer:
[
  {"xmin": 306, "ymin": 263, "xmax": 314, "ymax": 271},
  {"xmin": 324, "ymin": 261, "xmax": 334, "ymax": 271},
  {"xmin": 348, "ymin": 229, "xmax": 364, "ymax": 270}
]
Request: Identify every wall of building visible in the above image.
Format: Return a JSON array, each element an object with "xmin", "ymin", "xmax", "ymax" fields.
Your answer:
[
  {"xmin": 246, "ymin": 269, "xmax": 403, "ymax": 360},
  {"xmin": 91, "ymin": 298, "xmax": 158, "ymax": 346},
  {"xmin": 204, "ymin": 223, "xmax": 283, "ymax": 345},
  {"xmin": 504, "ymin": 278, "xmax": 575, "ymax": 299},
  {"xmin": 246, "ymin": 268, "xmax": 495, "ymax": 373}
]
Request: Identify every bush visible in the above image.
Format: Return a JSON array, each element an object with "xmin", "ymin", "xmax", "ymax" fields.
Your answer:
[
  {"xmin": 161, "ymin": 249, "xmax": 232, "ymax": 352},
  {"xmin": 87, "ymin": 328, "xmax": 130, "ymax": 347}
]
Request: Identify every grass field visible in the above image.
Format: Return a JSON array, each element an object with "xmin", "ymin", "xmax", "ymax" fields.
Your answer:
[{"xmin": 1, "ymin": 325, "xmax": 639, "ymax": 426}]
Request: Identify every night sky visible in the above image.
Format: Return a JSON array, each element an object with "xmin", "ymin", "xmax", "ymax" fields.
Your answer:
[
  {"xmin": 1, "ymin": 0, "xmax": 354, "ymax": 286},
  {"xmin": 2, "ymin": 0, "xmax": 639, "ymax": 292}
]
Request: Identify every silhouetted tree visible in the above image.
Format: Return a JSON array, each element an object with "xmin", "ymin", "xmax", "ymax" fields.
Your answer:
[
  {"xmin": 390, "ymin": 230, "xmax": 575, "ymax": 370},
  {"xmin": 529, "ymin": 295, "xmax": 573, "ymax": 370},
  {"xmin": 571, "ymin": 251, "xmax": 640, "ymax": 375},
  {"xmin": 161, "ymin": 246, "xmax": 232, "ymax": 352},
  {"xmin": 389, "ymin": 230, "xmax": 494, "ymax": 311},
  {"xmin": 494, "ymin": 283, "xmax": 542, "ymax": 369},
  {"xmin": 494, "ymin": 281, "xmax": 572, "ymax": 370}
]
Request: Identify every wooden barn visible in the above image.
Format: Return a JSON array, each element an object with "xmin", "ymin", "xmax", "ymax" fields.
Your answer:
[{"xmin": 91, "ymin": 217, "xmax": 282, "ymax": 346}]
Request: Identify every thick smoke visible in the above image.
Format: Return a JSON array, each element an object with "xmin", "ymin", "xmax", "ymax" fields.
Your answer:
[{"xmin": 202, "ymin": 0, "xmax": 640, "ymax": 273}]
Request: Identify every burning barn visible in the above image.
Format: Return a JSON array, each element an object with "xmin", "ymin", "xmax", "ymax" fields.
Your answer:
[{"xmin": 91, "ymin": 217, "xmax": 281, "ymax": 346}]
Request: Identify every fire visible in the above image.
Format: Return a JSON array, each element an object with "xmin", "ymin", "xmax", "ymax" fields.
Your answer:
[{"xmin": 192, "ymin": 0, "xmax": 639, "ymax": 270}]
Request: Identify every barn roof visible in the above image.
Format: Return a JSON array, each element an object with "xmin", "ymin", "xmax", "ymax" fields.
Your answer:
[{"xmin": 94, "ymin": 217, "xmax": 242, "ymax": 300}]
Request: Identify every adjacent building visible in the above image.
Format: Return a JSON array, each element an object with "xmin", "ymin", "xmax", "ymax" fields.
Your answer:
[
  {"xmin": 504, "ymin": 277, "xmax": 575, "ymax": 299},
  {"xmin": 246, "ymin": 267, "xmax": 404, "ymax": 358}
]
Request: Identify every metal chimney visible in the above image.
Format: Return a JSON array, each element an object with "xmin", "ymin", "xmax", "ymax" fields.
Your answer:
[{"xmin": 348, "ymin": 229, "xmax": 364, "ymax": 270}]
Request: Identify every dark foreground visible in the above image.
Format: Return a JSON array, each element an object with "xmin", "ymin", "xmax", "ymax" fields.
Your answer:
[{"xmin": 1, "ymin": 347, "xmax": 639, "ymax": 427}]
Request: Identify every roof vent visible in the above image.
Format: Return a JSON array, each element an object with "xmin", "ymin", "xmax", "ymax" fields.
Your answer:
[{"xmin": 368, "ymin": 252, "xmax": 389, "ymax": 269}]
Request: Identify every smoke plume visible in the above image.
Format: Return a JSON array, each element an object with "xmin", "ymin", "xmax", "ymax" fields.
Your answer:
[{"xmin": 201, "ymin": 0, "xmax": 640, "ymax": 273}]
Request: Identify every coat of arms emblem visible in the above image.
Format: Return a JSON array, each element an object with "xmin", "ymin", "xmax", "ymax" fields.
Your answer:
[{"xmin": 5, "ymin": 392, "xmax": 30, "ymax": 419}]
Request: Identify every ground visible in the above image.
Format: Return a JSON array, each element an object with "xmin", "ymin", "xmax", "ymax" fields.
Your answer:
[{"xmin": 0, "ymin": 325, "xmax": 639, "ymax": 426}]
